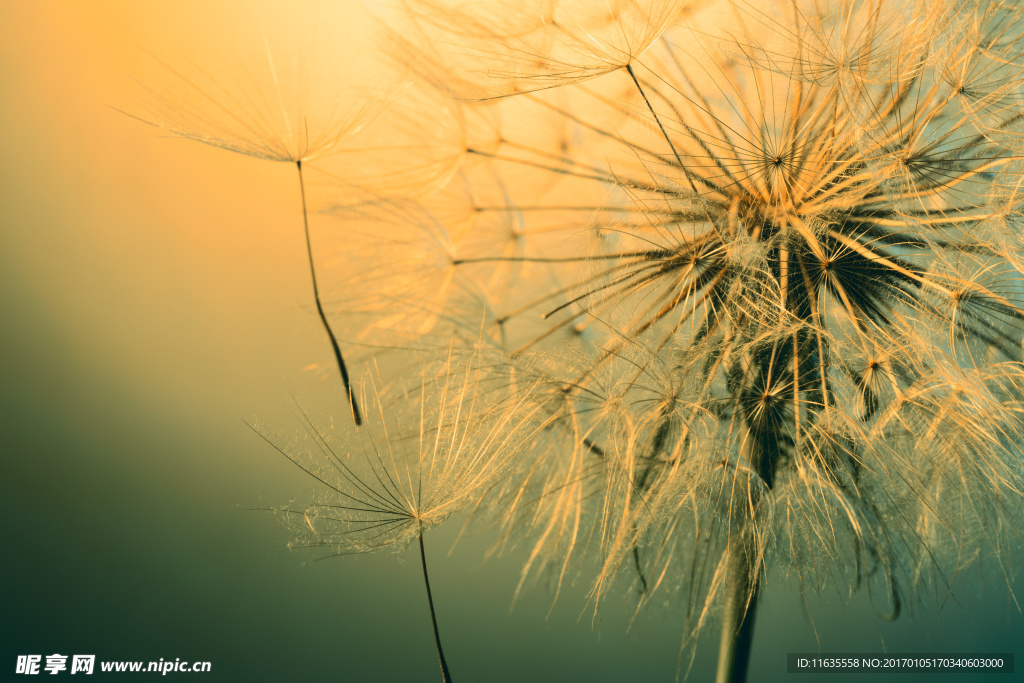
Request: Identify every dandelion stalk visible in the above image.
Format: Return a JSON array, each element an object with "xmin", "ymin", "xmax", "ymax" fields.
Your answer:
[
  {"xmin": 296, "ymin": 159, "xmax": 362, "ymax": 425},
  {"xmin": 418, "ymin": 523, "xmax": 453, "ymax": 683},
  {"xmin": 716, "ymin": 437, "xmax": 767, "ymax": 683},
  {"xmin": 716, "ymin": 547, "xmax": 760, "ymax": 683}
]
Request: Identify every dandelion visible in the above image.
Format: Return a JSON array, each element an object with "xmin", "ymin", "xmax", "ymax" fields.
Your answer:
[
  {"xmin": 345, "ymin": 0, "xmax": 1024, "ymax": 680},
  {"xmin": 255, "ymin": 350, "xmax": 544, "ymax": 682}
]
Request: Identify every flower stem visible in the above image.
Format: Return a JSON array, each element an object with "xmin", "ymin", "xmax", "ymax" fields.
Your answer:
[
  {"xmin": 295, "ymin": 160, "xmax": 362, "ymax": 425},
  {"xmin": 715, "ymin": 543, "xmax": 761, "ymax": 683},
  {"xmin": 418, "ymin": 528, "xmax": 453, "ymax": 683}
]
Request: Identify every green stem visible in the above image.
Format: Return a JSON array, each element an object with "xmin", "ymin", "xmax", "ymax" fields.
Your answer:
[
  {"xmin": 295, "ymin": 160, "xmax": 362, "ymax": 425},
  {"xmin": 419, "ymin": 529, "xmax": 453, "ymax": 683},
  {"xmin": 715, "ymin": 542, "xmax": 761, "ymax": 683},
  {"xmin": 717, "ymin": 432, "xmax": 767, "ymax": 683}
]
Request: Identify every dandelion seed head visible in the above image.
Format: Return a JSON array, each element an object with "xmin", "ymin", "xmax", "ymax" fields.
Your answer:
[{"xmin": 245, "ymin": 0, "xmax": 1024, "ymax": 666}]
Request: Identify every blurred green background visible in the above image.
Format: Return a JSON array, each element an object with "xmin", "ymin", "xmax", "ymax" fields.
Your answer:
[{"xmin": 1, "ymin": 2, "xmax": 1021, "ymax": 680}]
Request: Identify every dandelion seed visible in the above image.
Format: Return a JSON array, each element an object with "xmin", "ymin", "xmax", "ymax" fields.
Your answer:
[
  {"xmin": 124, "ymin": 1, "xmax": 432, "ymax": 425},
  {"xmin": 386, "ymin": 0, "xmax": 690, "ymax": 99},
  {"xmin": 257, "ymin": 349, "xmax": 545, "ymax": 682}
]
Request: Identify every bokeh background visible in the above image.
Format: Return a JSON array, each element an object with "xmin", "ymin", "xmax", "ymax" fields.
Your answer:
[{"xmin": 1, "ymin": 2, "xmax": 1021, "ymax": 681}]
